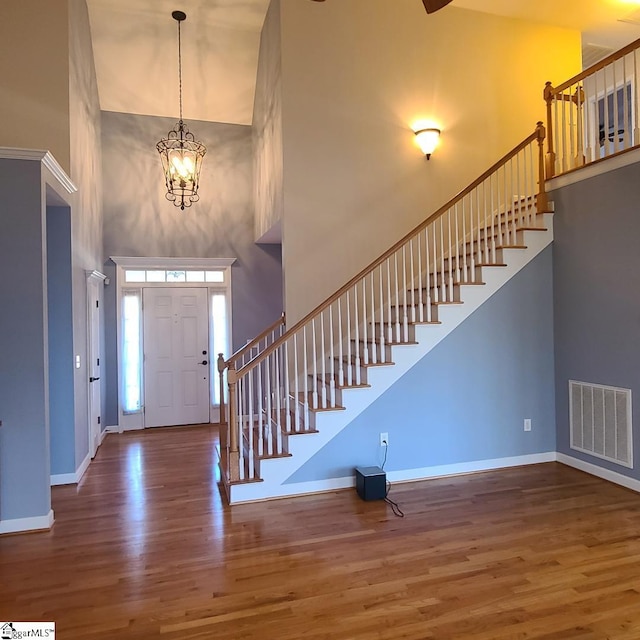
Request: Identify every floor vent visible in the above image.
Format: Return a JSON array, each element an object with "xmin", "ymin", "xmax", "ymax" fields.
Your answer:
[{"xmin": 569, "ymin": 380, "xmax": 632, "ymax": 468}]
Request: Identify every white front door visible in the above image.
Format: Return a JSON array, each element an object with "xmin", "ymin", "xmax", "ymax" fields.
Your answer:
[{"xmin": 143, "ymin": 287, "xmax": 210, "ymax": 427}]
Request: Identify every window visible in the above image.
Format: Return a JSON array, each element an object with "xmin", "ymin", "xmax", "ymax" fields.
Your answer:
[
  {"xmin": 210, "ymin": 293, "xmax": 228, "ymax": 405},
  {"xmin": 597, "ymin": 82, "xmax": 633, "ymax": 150},
  {"xmin": 121, "ymin": 268, "xmax": 226, "ymax": 284},
  {"xmin": 122, "ymin": 290, "xmax": 142, "ymax": 413}
]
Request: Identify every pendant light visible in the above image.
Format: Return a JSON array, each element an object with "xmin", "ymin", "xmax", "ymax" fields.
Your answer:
[{"xmin": 156, "ymin": 10, "xmax": 206, "ymax": 211}]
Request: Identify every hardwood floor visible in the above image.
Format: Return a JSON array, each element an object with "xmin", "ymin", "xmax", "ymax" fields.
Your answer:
[{"xmin": 2, "ymin": 427, "xmax": 640, "ymax": 639}]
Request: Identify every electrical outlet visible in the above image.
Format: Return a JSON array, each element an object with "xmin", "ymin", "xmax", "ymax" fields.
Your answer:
[
  {"xmin": 524, "ymin": 419, "xmax": 532, "ymax": 432},
  {"xmin": 380, "ymin": 432, "xmax": 389, "ymax": 446}
]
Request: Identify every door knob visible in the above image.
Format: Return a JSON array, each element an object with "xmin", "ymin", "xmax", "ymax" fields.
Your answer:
[
  {"xmin": 89, "ymin": 376, "xmax": 100, "ymax": 382},
  {"xmin": 199, "ymin": 360, "xmax": 208, "ymax": 365}
]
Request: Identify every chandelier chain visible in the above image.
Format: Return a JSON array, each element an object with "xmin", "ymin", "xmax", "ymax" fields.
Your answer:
[{"xmin": 177, "ymin": 18, "xmax": 183, "ymax": 122}]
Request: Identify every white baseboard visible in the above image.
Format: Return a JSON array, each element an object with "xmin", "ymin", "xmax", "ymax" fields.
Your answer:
[
  {"xmin": 51, "ymin": 451, "xmax": 91, "ymax": 486},
  {"xmin": 557, "ymin": 452, "xmax": 640, "ymax": 493},
  {"xmin": 75, "ymin": 451, "xmax": 91, "ymax": 483},
  {"xmin": 0, "ymin": 509, "xmax": 54, "ymax": 535},
  {"xmin": 106, "ymin": 424, "xmax": 140, "ymax": 433},
  {"xmin": 386, "ymin": 452, "xmax": 558, "ymax": 484},
  {"xmin": 232, "ymin": 452, "xmax": 557, "ymax": 504},
  {"xmin": 99, "ymin": 428, "xmax": 108, "ymax": 445}
]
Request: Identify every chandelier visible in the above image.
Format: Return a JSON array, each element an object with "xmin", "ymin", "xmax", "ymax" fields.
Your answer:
[{"xmin": 156, "ymin": 10, "xmax": 206, "ymax": 211}]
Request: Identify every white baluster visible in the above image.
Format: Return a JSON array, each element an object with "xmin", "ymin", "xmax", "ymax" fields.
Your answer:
[
  {"xmin": 337, "ymin": 297, "xmax": 344, "ymax": 385},
  {"xmin": 328, "ymin": 305, "xmax": 336, "ymax": 407},
  {"xmin": 369, "ymin": 274, "xmax": 377, "ymax": 364},
  {"xmin": 293, "ymin": 332, "xmax": 300, "ymax": 433},
  {"xmin": 284, "ymin": 340, "xmax": 291, "ymax": 435},
  {"xmin": 346, "ymin": 290, "xmax": 353, "ymax": 383},
  {"xmin": 401, "ymin": 246, "xmax": 408, "ymax": 340},
  {"xmin": 276, "ymin": 347, "xmax": 282, "ymax": 452},
  {"xmin": 320, "ymin": 312, "xmax": 327, "ymax": 407},
  {"xmin": 361, "ymin": 277, "xmax": 369, "ymax": 364},
  {"xmin": 416, "ymin": 233, "xmax": 424, "ymax": 322},
  {"xmin": 302, "ymin": 325, "xmax": 309, "ymax": 430},
  {"xmin": 353, "ymin": 283, "xmax": 361, "ymax": 385},
  {"xmin": 311, "ymin": 318, "xmax": 319, "ymax": 408}
]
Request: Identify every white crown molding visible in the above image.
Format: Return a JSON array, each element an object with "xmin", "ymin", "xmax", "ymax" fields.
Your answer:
[
  {"xmin": 0, "ymin": 147, "xmax": 77, "ymax": 194},
  {"xmin": 110, "ymin": 256, "xmax": 236, "ymax": 268},
  {"xmin": 86, "ymin": 270, "xmax": 107, "ymax": 282}
]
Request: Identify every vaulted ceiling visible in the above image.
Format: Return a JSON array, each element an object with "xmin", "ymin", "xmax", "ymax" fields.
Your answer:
[{"xmin": 86, "ymin": 0, "xmax": 640, "ymax": 126}]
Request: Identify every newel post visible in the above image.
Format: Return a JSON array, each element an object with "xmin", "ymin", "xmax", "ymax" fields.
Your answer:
[
  {"xmin": 535, "ymin": 121, "xmax": 550, "ymax": 213},
  {"xmin": 543, "ymin": 82, "xmax": 556, "ymax": 178},
  {"xmin": 227, "ymin": 362, "xmax": 240, "ymax": 482},
  {"xmin": 217, "ymin": 353, "xmax": 226, "ymax": 425}
]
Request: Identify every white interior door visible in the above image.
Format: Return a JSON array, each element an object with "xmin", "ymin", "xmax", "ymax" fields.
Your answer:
[
  {"xmin": 143, "ymin": 287, "xmax": 210, "ymax": 427},
  {"xmin": 87, "ymin": 273, "xmax": 103, "ymax": 458}
]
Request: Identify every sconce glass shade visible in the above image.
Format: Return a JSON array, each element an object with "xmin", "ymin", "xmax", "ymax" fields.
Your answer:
[
  {"xmin": 415, "ymin": 128, "xmax": 441, "ymax": 159},
  {"xmin": 157, "ymin": 120, "xmax": 206, "ymax": 210}
]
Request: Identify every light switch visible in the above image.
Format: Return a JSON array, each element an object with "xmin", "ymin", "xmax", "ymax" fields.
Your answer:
[{"xmin": 75, "ymin": 355, "xmax": 81, "ymax": 369}]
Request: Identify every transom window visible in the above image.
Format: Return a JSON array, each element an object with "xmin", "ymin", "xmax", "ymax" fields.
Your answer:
[{"xmin": 124, "ymin": 269, "xmax": 224, "ymax": 284}]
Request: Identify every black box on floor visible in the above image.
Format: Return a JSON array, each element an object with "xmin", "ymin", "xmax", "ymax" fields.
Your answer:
[{"xmin": 355, "ymin": 466, "xmax": 386, "ymax": 501}]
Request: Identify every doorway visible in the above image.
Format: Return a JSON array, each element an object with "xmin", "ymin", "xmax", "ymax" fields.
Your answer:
[
  {"xmin": 87, "ymin": 271, "xmax": 106, "ymax": 457},
  {"xmin": 112, "ymin": 257, "xmax": 235, "ymax": 431}
]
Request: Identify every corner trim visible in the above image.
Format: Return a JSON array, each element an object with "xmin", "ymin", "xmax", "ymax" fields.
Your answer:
[
  {"xmin": 557, "ymin": 452, "xmax": 640, "ymax": 493},
  {"xmin": 0, "ymin": 147, "xmax": 77, "ymax": 194},
  {"xmin": 0, "ymin": 509, "xmax": 54, "ymax": 535}
]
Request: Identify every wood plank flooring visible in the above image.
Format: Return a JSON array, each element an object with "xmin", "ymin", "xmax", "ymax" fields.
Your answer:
[{"xmin": 2, "ymin": 425, "xmax": 640, "ymax": 639}]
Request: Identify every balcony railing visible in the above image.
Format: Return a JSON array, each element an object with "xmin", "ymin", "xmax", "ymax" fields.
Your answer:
[{"xmin": 545, "ymin": 37, "xmax": 640, "ymax": 178}]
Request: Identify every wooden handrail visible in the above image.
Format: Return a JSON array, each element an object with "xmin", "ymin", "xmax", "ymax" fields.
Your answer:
[
  {"xmin": 549, "ymin": 37, "xmax": 640, "ymax": 96},
  {"xmin": 235, "ymin": 124, "xmax": 544, "ymax": 377},
  {"xmin": 222, "ymin": 312, "xmax": 285, "ymax": 370}
]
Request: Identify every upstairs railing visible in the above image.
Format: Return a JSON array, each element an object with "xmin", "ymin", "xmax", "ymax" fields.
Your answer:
[
  {"xmin": 217, "ymin": 313, "xmax": 285, "ymax": 424},
  {"xmin": 221, "ymin": 122, "xmax": 550, "ymax": 484},
  {"xmin": 544, "ymin": 37, "xmax": 640, "ymax": 178}
]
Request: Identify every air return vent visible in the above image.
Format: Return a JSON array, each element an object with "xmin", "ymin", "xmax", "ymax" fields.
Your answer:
[{"xmin": 569, "ymin": 380, "xmax": 632, "ymax": 468}]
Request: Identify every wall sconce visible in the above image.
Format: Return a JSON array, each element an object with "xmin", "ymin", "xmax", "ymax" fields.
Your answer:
[{"xmin": 414, "ymin": 128, "xmax": 441, "ymax": 159}]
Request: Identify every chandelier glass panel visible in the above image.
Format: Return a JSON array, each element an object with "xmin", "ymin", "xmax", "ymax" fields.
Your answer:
[{"xmin": 156, "ymin": 10, "xmax": 206, "ymax": 210}]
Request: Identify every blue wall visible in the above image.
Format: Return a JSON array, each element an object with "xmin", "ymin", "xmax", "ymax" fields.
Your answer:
[
  {"xmin": 287, "ymin": 247, "xmax": 556, "ymax": 483},
  {"xmin": 552, "ymin": 163, "xmax": 640, "ymax": 479},
  {"xmin": 46, "ymin": 205, "xmax": 76, "ymax": 476},
  {"xmin": 0, "ymin": 159, "xmax": 51, "ymax": 521}
]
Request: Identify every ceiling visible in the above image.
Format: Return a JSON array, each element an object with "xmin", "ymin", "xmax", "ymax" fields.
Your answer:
[{"xmin": 86, "ymin": 0, "xmax": 640, "ymax": 126}]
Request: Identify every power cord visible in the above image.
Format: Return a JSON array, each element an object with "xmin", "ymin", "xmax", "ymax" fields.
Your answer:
[{"xmin": 381, "ymin": 440, "xmax": 404, "ymax": 518}]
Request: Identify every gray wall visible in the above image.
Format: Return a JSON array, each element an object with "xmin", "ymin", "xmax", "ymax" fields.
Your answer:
[
  {"xmin": 287, "ymin": 247, "xmax": 556, "ymax": 483},
  {"xmin": 101, "ymin": 111, "xmax": 283, "ymax": 425},
  {"xmin": 253, "ymin": 0, "xmax": 284, "ymax": 242},
  {"xmin": 47, "ymin": 206, "xmax": 76, "ymax": 476},
  {"xmin": 68, "ymin": 0, "xmax": 104, "ymax": 470},
  {"xmin": 0, "ymin": 160, "xmax": 51, "ymax": 521},
  {"xmin": 553, "ymin": 163, "xmax": 640, "ymax": 479}
]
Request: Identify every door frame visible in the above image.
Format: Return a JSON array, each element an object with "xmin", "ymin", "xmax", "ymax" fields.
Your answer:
[
  {"xmin": 111, "ymin": 256, "xmax": 235, "ymax": 431},
  {"xmin": 86, "ymin": 270, "xmax": 106, "ymax": 457}
]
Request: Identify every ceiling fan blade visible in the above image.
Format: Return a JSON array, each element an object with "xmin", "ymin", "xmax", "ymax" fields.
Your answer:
[{"xmin": 422, "ymin": 0, "xmax": 454, "ymax": 13}]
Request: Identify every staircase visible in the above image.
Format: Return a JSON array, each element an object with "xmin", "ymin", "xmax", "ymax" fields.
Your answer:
[{"xmin": 218, "ymin": 123, "xmax": 553, "ymax": 503}]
